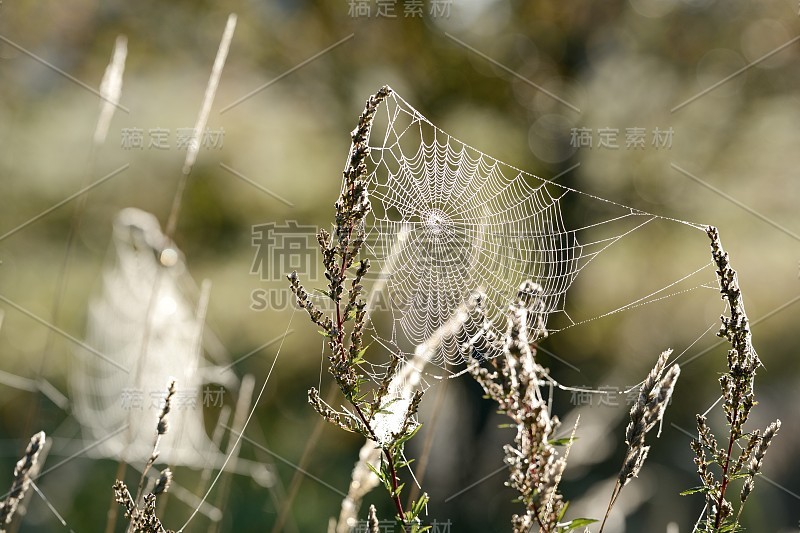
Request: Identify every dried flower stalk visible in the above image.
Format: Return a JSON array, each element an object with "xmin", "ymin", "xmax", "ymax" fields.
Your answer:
[
  {"xmin": 600, "ymin": 350, "xmax": 680, "ymax": 531},
  {"xmin": 336, "ymin": 296, "xmax": 478, "ymax": 532},
  {"xmin": 114, "ymin": 379, "xmax": 177, "ymax": 533},
  {"xmin": 464, "ymin": 282, "xmax": 582, "ymax": 532},
  {"xmin": 686, "ymin": 226, "xmax": 780, "ymax": 531},
  {"xmin": 0, "ymin": 431, "xmax": 46, "ymax": 532},
  {"xmin": 290, "ymin": 86, "xmax": 430, "ymax": 529}
]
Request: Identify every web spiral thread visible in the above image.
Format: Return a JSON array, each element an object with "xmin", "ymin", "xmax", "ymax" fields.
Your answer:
[{"xmin": 351, "ymin": 88, "xmax": 706, "ymax": 370}]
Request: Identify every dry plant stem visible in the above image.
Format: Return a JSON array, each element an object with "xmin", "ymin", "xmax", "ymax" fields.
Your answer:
[
  {"xmin": 208, "ymin": 374, "xmax": 254, "ymax": 533},
  {"xmin": 710, "ymin": 226, "xmax": 751, "ymax": 528},
  {"xmin": 274, "ymin": 385, "xmax": 337, "ymax": 533},
  {"xmin": 166, "ymin": 12, "xmax": 237, "ymax": 237},
  {"xmin": 334, "ymin": 229, "xmax": 410, "ymax": 530},
  {"xmin": 115, "ymin": 380, "xmax": 177, "ymax": 533},
  {"xmin": 106, "ymin": 460, "xmax": 129, "ymax": 533},
  {"xmin": 94, "ymin": 35, "xmax": 128, "ymax": 146},
  {"xmin": 336, "ymin": 299, "xmax": 476, "ymax": 532},
  {"xmin": 464, "ymin": 283, "xmax": 568, "ymax": 532},
  {"xmin": 293, "ymin": 86, "xmax": 431, "ymax": 528},
  {"xmin": 599, "ymin": 350, "xmax": 680, "ymax": 532},
  {"xmin": 127, "ymin": 462, "xmax": 222, "ymax": 522},
  {"xmin": 34, "ymin": 32, "xmax": 127, "ymax": 392},
  {"xmin": 33, "ymin": 39, "xmax": 127, "ymax": 532},
  {"xmin": 715, "ymin": 433, "xmax": 736, "ymax": 526},
  {"xmin": 335, "ymin": 88, "xmax": 405, "ymax": 523},
  {"xmin": 126, "ymin": 379, "xmax": 175, "ymax": 533},
  {"xmin": 7, "ymin": 437, "xmax": 49, "ymax": 532},
  {"xmin": 367, "ymin": 505, "xmax": 380, "ymax": 533},
  {"xmin": 690, "ymin": 226, "xmax": 780, "ymax": 531},
  {"xmin": 710, "ymin": 226, "xmax": 749, "ymax": 528},
  {"xmin": 110, "ymin": 17, "xmax": 235, "ymax": 533},
  {"xmin": 294, "ymin": 86, "xmax": 412, "ymax": 523},
  {"xmin": 113, "ymin": 480, "xmax": 173, "ymax": 533},
  {"xmin": 297, "ymin": 241, "xmax": 402, "ymax": 533},
  {"xmin": 404, "ymin": 377, "xmax": 446, "ymax": 509},
  {"xmin": 0, "ymin": 431, "xmax": 46, "ymax": 533}
]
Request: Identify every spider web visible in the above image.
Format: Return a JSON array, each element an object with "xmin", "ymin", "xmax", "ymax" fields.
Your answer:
[
  {"xmin": 70, "ymin": 208, "xmax": 251, "ymax": 474},
  {"xmin": 356, "ymin": 88, "xmax": 710, "ymax": 374}
]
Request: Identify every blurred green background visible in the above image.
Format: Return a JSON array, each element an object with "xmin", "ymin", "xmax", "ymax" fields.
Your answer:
[{"xmin": 1, "ymin": 0, "xmax": 799, "ymax": 531}]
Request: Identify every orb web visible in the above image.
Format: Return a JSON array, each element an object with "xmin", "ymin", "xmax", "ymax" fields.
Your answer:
[
  {"xmin": 353, "ymin": 88, "xmax": 708, "ymax": 371},
  {"xmin": 70, "ymin": 208, "xmax": 234, "ymax": 468}
]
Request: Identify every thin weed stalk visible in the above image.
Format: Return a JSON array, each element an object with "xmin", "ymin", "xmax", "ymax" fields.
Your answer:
[
  {"xmin": 0, "ymin": 431, "xmax": 46, "ymax": 533},
  {"xmin": 273, "ymin": 385, "xmax": 336, "ymax": 533},
  {"xmin": 464, "ymin": 283, "xmax": 584, "ymax": 532},
  {"xmin": 685, "ymin": 226, "xmax": 780, "ymax": 531},
  {"xmin": 208, "ymin": 374, "xmax": 254, "ymax": 533},
  {"xmin": 600, "ymin": 350, "xmax": 680, "ymax": 531},
  {"xmin": 280, "ymin": 232, "xmax": 404, "ymax": 533},
  {"xmin": 114, "ymin": 379, "xmax": 177, "ymax": 533},
  {"xmin": 290, "ymin": 85, "xmax": 430, "ymax": 529},
  {"xmin": 27, "ymin": 35, "xmax": 127, "ymax": 533},
  {"xmin": 335, "ymin": 297, "xmax": 477, "ymax": 532}
]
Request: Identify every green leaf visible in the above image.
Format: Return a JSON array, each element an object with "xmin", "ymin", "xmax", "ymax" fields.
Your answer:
[
  {"xmin": 556, "ymin": 501, "xmax": 570, "ymax": 521},
  {"xmin": 354, "ymin": 391, "xmax": 369, "ymax": 403},
  {"xmin": 356, "ymin": 344, "xmax": 371, "ymax": 359},
  {"xmin": 680, "ymin": 486, "xmax": 711, "ymax": 496},
  {"xmin": 351, "ymin": 344, "xmax": 372, "ymax": 366},
  {"xmin": 396, "ymin": 424, "xmax": 422, "ymax": 444},
  {"xmin": 313, "ymin": 288, "xmax": 332, "ymax": 299},
  {"xmin": 411, "ymin": 492, "xmax": 429, "ymax": 515},
  {"xmin": 366, "ymin": 462, "xmax": 384, "ymax": 483},
  {"xmin": 395, "ymin": 458, "xmax": 416, "ymax": 470},
  {"xmin": 717, "ymin": 521, "xmax": 743, "ymax": 533},
  {"xmin": 550, "ymin": 437, "xmax": 579, "ymax": 446},
  {"xmin": 559, "ymin": 518, "xmax": 597, "ymax": 531}
]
